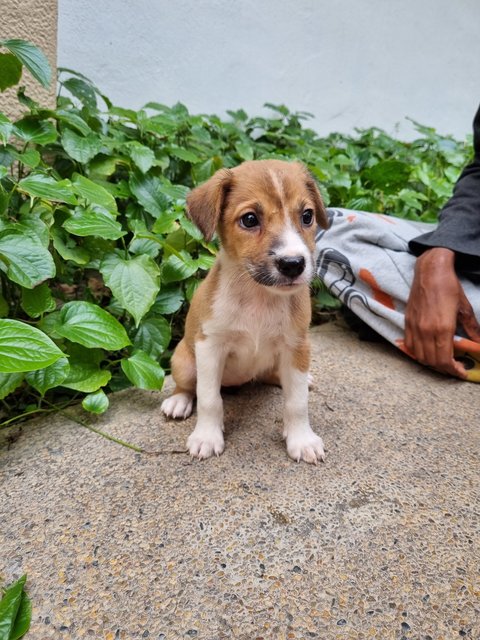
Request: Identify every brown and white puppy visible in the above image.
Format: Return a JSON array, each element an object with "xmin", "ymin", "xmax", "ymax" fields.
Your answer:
[{"xmin": 161, "ymin": 159, "xmax": 328, "ymax": 463}]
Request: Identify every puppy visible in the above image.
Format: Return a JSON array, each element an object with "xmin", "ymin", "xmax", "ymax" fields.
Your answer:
[{"xmin": 161, "ymin": 159, "xmax": 328, "ymax": 463}]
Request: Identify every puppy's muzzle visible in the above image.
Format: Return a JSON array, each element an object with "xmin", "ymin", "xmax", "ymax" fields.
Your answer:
[{"xmin": 275, "ymin": 255, "xmax": 306, "ymax": 279}]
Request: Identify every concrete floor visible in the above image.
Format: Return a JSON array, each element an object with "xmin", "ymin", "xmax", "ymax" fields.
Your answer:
[{"xmin": 1, "ymin": 322, "xmax": 479, "ymax": 640}]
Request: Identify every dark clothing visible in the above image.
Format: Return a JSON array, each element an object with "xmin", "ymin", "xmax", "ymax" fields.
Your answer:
[{"xmin": 409, "ymin": 105, "xmax": 480, "ymax": 278}]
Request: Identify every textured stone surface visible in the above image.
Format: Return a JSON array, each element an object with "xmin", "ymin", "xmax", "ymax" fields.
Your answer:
[
  {"xmin": 1, "ymin": 0, "xmax": 57, "ymax": 118},
  {"xmin": 1, "ymin": 322, "xmax": 479, "ymax": 639}
]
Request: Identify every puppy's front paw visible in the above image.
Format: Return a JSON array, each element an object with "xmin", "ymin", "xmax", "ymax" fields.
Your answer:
[
  {"xmin": 161, "ymin": 392, "xmax": 194, "ymax": 419},
  {"xmin": 286, "ymin": 430, "xmax": 325, "ymax": 464},
  {"xmin": 187, "ymin": 426, "xmax": 224, "ymax": 460}
]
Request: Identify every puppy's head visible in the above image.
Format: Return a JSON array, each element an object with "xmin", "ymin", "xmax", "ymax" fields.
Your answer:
[{"xmin": 187, "ymin": 159, "xmax": 327, "ymax": 291}]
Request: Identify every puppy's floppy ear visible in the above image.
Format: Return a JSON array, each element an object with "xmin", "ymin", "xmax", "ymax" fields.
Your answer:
[
  {"xmin": 305, "ymin": 172, "xmax": 328, "ymax": 229},
  {"xmin": 186, "ymin": 168, "xmax": 233, "ymax": 241}
]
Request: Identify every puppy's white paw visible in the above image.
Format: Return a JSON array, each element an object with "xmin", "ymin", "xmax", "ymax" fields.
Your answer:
[
  {"xmin": 161, "ymin": 392, "xmax": 194, "ymax": 420},
  {"xmin": 187, "ymin": 427, "xmax": 224, "ymax": 459},
  {"xmin": 286, "ymin": 430, "xmax": 325, "ymax": 464}
]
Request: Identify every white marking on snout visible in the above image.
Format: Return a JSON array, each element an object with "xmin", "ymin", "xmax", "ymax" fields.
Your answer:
[{"xmin": 277, "ymin": 223, "xmax": 313, "ymax": 281}]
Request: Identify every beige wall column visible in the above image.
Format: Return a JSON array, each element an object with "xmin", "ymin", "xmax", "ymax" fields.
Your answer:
[{"xmin": 0, "ymin": 0, "xmax": 58, "ymax": 118}]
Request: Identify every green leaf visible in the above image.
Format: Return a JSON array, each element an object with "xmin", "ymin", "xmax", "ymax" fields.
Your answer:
[
  {"xmin": 61, "ymin": 128, "xmax": 101, "ymax": 164},
  {"xmin": 0, "ymin": 574, "xmax": 27, "ymax": 640},
  {"xmin": 151, "ymin": 212, "xmax": 178, "ymax": 234},
  {"xmin": 121, "ymin": 350, "xmax": 165, "ymax": 390},
  {"xmin": 0, "ymin": 152, "xmax": 13, "ymax": 173},
  {"xmin": 37, "ymin": 310, "xmax": 61, "ymax": 339},
  {"xmin": 133, "ymin": 316, "xmax": 171, "ymax": 358},
  {"xmin": 9, "ymin": 147, "xmax": 40, "ymax": 168},
  {"xmin": 128, "ymin": 237, "xmax": 160, "ymax": 258},
  {"xmin": 71, "ymin": 173, "xmax": 117, "ymax": 213},
  {"xmin": 16, "ymin": 215, "xmax": 50, "ymax": 246},
  {"xmin": 363, "ymin": 160, "xmax": 410, "ymax": 193},
  {"xmin": 63, "ymin": 207, "xmax": 125, "ymax": 240},
  {"xmin": 235, "ymin": 141, "xmax": 254, "ymax": 161},
  {"xmin": 142, "ymin": 114, "xmax": 178, "ymax": 136},
  {"xmin": 21, "ymin": 282, "xmax": 56, "ymax": 317},
  {"xmin": 9, "ymin": 589, "xmax": 31, "ymax": 640},
  {"xmin": 61, "ymin": 363, "xmax": 111, "ymax": 392},
  {"xmin": 169, "ymin": 146, "xmax": 201, "ymax": 163},
  {"xmin": 157, "ymin": 182, "xmax": 189, "ymax": 202},
  {"xmin": 57, "ymin": 344, "xmax": 108, "ymax": 393},
  {"xmin": 0, "ymin": 319, "xmax": 64, "ymax": 373},
  {"xmin": 88, "ymin": 154, "xmax": 118, "ymax": 177},
  {"xmin": 18, "ymin": 174, "xmax": 77, "ymax": 205},
  {"xmin": 151, "ymin": 286, "xmax": 184, "ymax": 315},
  {"xmin": 2, "ymin": 38, "xmax": 52, "ymax": 87},
  {"xmin": 161, "ymin": 253, "xmax": 198, "ymax": 283},
  {"xmin": 109, "ymin": 106, "xmax": 138, "ymax": 121},
  {"xmin": 195, "ymin": 253, "xmax": 216, "ymax": 270},
  {"xmin": 185, "ymin": 278, "xmax": 201, "ymax": 302},
  {"xmin": 192, "ymin": 158, "xmax": 219, "ymax": 184},
  {"xmin": 57, "ymin": 301, "xmax": 131, "ymax": 350},
  {"xmin": 179, "ymin": 215, "xmax": 204, "ymax": 241},
  {"xmin": 31, "ymin": 200, "xmax": 55, "ymax": 226},
  {"xmin": 0, "ymin": 113, "xmax": 13, "ymax": 144},
  {"xmin": 0, "ymin": 372, "xmax": 24, "ymax": 400},
  {"xmin": 100, "ymin": 253, "xmax": 160, "ymax": 326},
  {"xmin": 51, "ymin": 228, "xmax": 90, "ymax": 265},
  {"xmin": 25, "ymin": 357, "xmax": 69, "ymax": 395},
  {"xmin": 398, "ymin": 188, "xmax": 428, "ymax": 211},
  {"xmin": 314, "ymin": 288, "xmax": 342, "ymax": 309},
  {"xmin": 126, "ymin": 142, "xmax": 155, "ymax": 173},
  {"xmin": 62, "ymin": 77, "xmax": 97, "ymax": 109},
  {"xmin": 82, "ymin": 388, "xmax": 109, "ymax": 414},
  {"xmin": 0, "ymin": 230, "xmax": 56, "ymax": 288},
  {"xmin": 79, "ymin": 237, "xmax": 112, "ymax": 267},
  {"xmin": 55, "ymin": 109, "xmax": 91, "ymax": 136},
  {"xmin": 0, "ymin": 53, "xmax": 22, "ymax": 91},
  {"xmin": 13, "ymin": 117, "xmax": 57, "ymax": 145},
  {"xmin": 129, "ymin": 173, "xmax": 168, "ymax": 219}
]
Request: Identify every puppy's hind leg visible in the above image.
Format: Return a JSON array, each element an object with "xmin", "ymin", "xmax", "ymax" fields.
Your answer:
[{"xmin": 161, "ymin": 339, "xmax": 196, "ymax": 420}]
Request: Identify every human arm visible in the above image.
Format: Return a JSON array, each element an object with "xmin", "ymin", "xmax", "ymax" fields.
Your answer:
[{"xmin": 405, "ymin": 105, "xmax": 480, "ymax": 376}]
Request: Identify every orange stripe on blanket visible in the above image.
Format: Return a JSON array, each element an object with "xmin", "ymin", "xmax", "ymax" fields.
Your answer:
[
  {"xmin": 395, "ymin": 338, "xmax": 415, "ymax": 358},
  {"xmin": 373, "ymin": 213, "xmax": 397, "ymax": 224},
  {"xmin": 359, "ymin": 268, "xmax": 395, "ymax": 310},
  {"xmin": 454, "ymin": 337, "xmax": 480, "ymax": 354}
]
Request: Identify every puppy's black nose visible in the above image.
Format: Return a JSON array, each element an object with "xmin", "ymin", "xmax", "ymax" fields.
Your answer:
[{"xmin": 276, "ymin": 255, "xmax": 305, "ymax": 278}]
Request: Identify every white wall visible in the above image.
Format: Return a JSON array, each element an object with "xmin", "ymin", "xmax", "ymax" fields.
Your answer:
[{"xmin": 58, "ymin": 0, "xmax": 480, "ymax": 140}]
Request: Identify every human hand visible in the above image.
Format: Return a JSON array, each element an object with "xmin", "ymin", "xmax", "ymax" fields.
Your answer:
[{"xmin": 405, "ymin": 247, "xmax": 480, "ymax": 378}]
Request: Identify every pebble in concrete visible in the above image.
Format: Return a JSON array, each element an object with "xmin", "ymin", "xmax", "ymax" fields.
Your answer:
[{"xmin": 1, "ymin": 322, "xmax": 479, "ymax": 639}]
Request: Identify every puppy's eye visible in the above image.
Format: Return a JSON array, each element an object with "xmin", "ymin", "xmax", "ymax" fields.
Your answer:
[
  {"xmin": 240, "ymin": 212, "xmax": 260, "ymax": 229},
  {"xmin": 301, "ymin": 209, "xmax": 314, "ymax": 226}
]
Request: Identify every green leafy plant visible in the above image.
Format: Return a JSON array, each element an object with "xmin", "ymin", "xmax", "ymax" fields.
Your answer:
[
  {"xmin": 0, "ymin": 575, "xmax": 31, "ymax": 640},
  {"xmin": 0, "ymin": 40, "xmax": 472, "ymax": 428}
]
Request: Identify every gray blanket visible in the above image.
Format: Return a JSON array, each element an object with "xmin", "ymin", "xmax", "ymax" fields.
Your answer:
[{"xmin": 316, "ymin": 208, "xmax": 480, "ymax": 381}]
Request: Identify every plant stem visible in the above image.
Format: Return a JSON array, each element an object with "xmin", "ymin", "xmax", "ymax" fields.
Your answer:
[
  {"xmin": 60, "ymin": 411, "xmax": 144, "ymax": 452},
  {"xmin": 0, "ymin": 406, "xmax": 58, "ymax": 430},
  {"xmin": 42, "ymin": 398, "xmax": 144, "ymax": 452}
]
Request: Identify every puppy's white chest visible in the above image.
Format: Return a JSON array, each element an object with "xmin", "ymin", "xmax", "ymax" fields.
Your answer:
[{"xmin": 203, "ymin": 289, "xmax": 291, "ymax": 385}]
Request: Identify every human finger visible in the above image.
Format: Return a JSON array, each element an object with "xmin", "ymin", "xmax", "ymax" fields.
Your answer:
[{"xmin": 458, "ymin": 293, "xmax": 480, "ymax": 343}]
